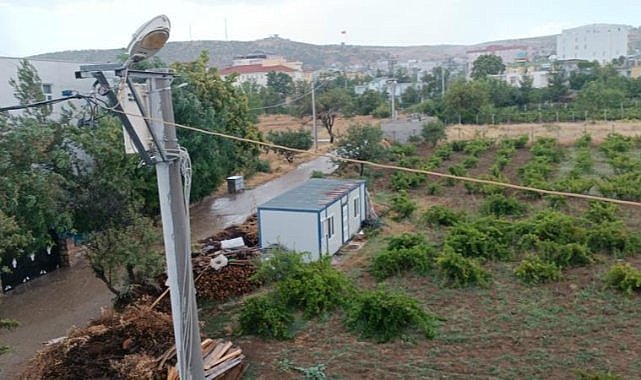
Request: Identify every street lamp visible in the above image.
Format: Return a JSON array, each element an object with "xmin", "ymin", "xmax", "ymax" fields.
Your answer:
[
  {"xmin": 76, "ymin": 15, "xmax": 205, "ymax": 380},
  {"xmin": 126, "ymin": 15, "xmax": 171, "ymax": 65}
]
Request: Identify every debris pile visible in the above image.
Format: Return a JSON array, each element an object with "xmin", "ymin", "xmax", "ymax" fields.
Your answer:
[
  {"xmin": 164, "ymin": 339, "xmax": 246, "ymax": 380},
  {"xmin": 23, "ymin": 307, "xmax": 174, "ymax": 379}
]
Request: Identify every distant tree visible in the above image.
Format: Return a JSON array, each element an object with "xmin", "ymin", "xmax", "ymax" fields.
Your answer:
[
  {"xmin": 420, "ymin": 66, "xmax": 449, "ymax": 99},
  {"xmin": 335, "ymin": 123, "xmax": 387, "ymax": 176},
  {"xmin": 316, "ymin": 87, "xmax": 354, "ymax": 143},
  {"xmin": 442, "ymin": 79, "xmax": 491, "ymax": 123},
  {"xmin": 401, "ymin": 86, "xmax": 421, "ymax": 106},
  {"xmin": 576, "ymin": 80, "xmax": 626, "ymax": 115},
  {"xmin": 545, "ymin": 63, "xmax": 568, "ymax": 102},
  {"xmin": 569, "ymin": 61, "xmax": 599, "ymax": 90},
  {"xmin": 266, "ymin": 128, "xmax": 313, "ymax": 163},
  {"xmin": 518, "ymin": 75, "xmax": 534, "ymax": 105},
  {"xmin": 266, "ymin": 71, "xmax": 294, "ymax": 98},
  {"xmin": 421, "ymin": 119, "xmax": 447, "ymax": 147},
  {"xmin": 357, "ymin": 89, "xmax": 386, "ymax": 115},
  {"xmin": 471, "ymin": 55, "xmax": 505, "ymax": 80},
  {"xmin": 394, "ymin": 67, "xmax": 412, "ymax": 82}
]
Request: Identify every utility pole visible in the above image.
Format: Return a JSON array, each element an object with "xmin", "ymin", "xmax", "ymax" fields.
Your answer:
[
  {"xmin": 151, "ymin": 70, "xmax": 205, "ymax": 380},
  {"xmin": 311, "ymin": 75, "xmax": 317, "ymax": 151}
]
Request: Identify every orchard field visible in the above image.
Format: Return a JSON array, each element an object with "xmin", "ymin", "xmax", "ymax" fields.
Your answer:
[{"xmin": 200, "ymin": 128, "xmax": 641, "ymax": 379}]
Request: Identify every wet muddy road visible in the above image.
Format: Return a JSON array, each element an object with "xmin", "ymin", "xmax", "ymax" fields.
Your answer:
[
  {"xmin": 190, "ymin": 156, "xmax": 335, "ymax": 241},
  {"xmin": 0, "ymin": 156, "xmax": 334, "ymax": 378}
]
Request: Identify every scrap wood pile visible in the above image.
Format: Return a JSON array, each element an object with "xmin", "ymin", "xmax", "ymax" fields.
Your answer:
[
  {"xmin": 164, "ymin": 338, "xmax": 246, "ymax": 380},
  {"xmin": 22, "ymin": 307, "xmax": 175, "ymax": 379},
  {"xmin": 192, "ymin": 214, "xmax": 262, "ymax": 302},
  {"xmin": 22, "ymin": 307, "xmax": 245, "ymax": 380}
]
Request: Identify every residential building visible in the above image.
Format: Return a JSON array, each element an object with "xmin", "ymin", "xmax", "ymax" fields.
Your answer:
[
  {"xmin": 258, "ymin": 179, "xmax": 367, "ymax": 261},
  {"xmin": 466, "ymin": 45, "xmax": 529, "ymax": 77},
  {"xmin": 220, "ymin": 53, "xmax": 310, "ymax": 86},
  {"xmin": 495, "ymin": 65, "xmax": 549, "ymax": 88},
  {"xmin": 556, "ymin": 24, "xmax": 630, "ymax": 64},
  {"xmin": 0, "ymin": 56, "xmax": 94, "ymax": 117}
]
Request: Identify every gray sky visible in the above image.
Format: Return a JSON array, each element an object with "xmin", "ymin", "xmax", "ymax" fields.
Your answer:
[{"xmin": 0, "ymin": 0, "xmax": 639, "ymax": 57}]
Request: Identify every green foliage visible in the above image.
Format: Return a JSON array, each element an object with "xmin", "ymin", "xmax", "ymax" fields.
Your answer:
[
  {"xmin": 0, "ymin": 318, "xmax": 20, "ymax": 357},
  {"xmin": 86, "ymin": 214, "xmax": 163, "ymax": 298},
  {"xmin": 538, "ymin": 242, "xmax": 593, "ymax": 268},
  {"xmin": 471, "ymin": 55, "xmax": 506, "ymax": 80},
  {"xmin": 464, "ymin": 174, "xmax": 507, "ymax": 196},
  {"xmin": 436, "ymin": 246, "xmax": 491, "ymax": 287},
  {"xmin": 586, "ymin": 221, "xmax": 641, "ymax": 256},
  {"xmin": 372, "ymin": 103, "xmax": 391, "ymax": 118},
  {"xmin": 573, "ymin": 369, "xmax": 621, "ymax": 380},
  {"xmin": 530, "ymin": 137, "xmax": 562, "ymax": 163},
  {"xmin": 603, "ymin": 263, "xmax": 641, "ymax": 295},
  {"xmin": 421, "ymin": 119, "xmax": 447, "ymax": 147},
  {"xmin": 310, "ymin": 170, "xmax": 325, "ymax": 179},
  {"xmin": 600, "ymin": 133, "xmax": 632, "ymax": 156},
  {"xmin": 442, "ymin": 79, "xmax": 491, "ymax": 123},
  {"xmin": 335, "ymin": 123, "xmax": 386, "ymax": 176},
  {"xmin": 239, "ymin": 293, "xmax": 294, "ymax": 340},
  {"xmin": 444, "ymin": 218, "xmax": 512, "ymax": 261},
  {"xmin": 253, "ymin": 249, "xmax": 307, "ymax": 285},
  {"xmin": 463, "ymin": 138, "xmax": 492, "ymax": 157},
  {"xmin": 575, "ymin": 133, "xmax": 592, "ymax": 148},
  {"xmin": 357, "ymin": 89, "xmax": 386, "ymax": 116},
  {"xmin": 480, "ymin": 194, "xmax": 526, "ymax": 217},
  {"xmin": 585, "ymin": 201, "xmax": 619, "ymax": 223},
  {"xmin": 390, "ymin": 191, "xmax": 417, "ymax": 220},
  {"xmin": 266, "ymin": 128, "xmax": 312, "ymax": 163},
  {"xmin": 461, "ymin": 156, "xmax": 479, "ymax": 169},
  {"xmin": 598, "ymin": 172, "xmax": 641, "ymax": 201},
  {"xmin": 390, "ymin": 171, "xmax": 426, "ymax": 191},
  {"xmin": 386, "ymin": 232, "xmax": 428, "ymax": 250},
  {"xmin": 345, "ymin": 288, "xmax": 439, "ymax": 342},
  {"xmin": 514, "ymin": 210, "xmax": 586, "ymax": 246},
  {"xmin": 277, "ymin": 258, "xmax": 353, "ymax": 318},
  {"xmin": 172, "ymin": 51, "xmax": 262, "ymax": 201},
  {"xmin": 514, "ymin": 255, "xmax": 562, "ymax": 284},
  {"xmin": 371, "ymin": 246, "xmax": 434, "ymax": 280},
  {"xmin": 420, "ymin": 205, "xmax": 465, "ymax": 227}
]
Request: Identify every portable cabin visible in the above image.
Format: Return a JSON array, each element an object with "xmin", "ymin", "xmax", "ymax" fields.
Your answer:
[{"xmin": 257, "ymin": 179, "xmax": 367, "ymax": 261}]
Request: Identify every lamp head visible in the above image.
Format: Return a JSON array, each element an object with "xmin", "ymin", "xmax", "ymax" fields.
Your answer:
[{"xmin": 126, "ymin": 15, "xmax": 171, "ymax": 65}]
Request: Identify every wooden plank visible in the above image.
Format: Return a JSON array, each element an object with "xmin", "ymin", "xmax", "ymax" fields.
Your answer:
[
  {"xmin": 204, "ymin": 355, "xmax": 245, "ymax": 379},
  {"xmin": 209, "ymin": 348, "xmax": 242, "ymax": 368}
]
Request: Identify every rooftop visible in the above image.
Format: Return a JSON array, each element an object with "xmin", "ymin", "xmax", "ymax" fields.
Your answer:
[
  {"xmin": 219, "ymin": 64, "xmax": 295, "ymax": 75},
  {"xmin": 258, "ymin": 179, "xmax": 365, "ymax": 212}
]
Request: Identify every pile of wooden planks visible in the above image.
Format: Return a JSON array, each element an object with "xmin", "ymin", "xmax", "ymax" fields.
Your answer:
[{"xmin": 165, "ymin": 339, "xmax": 245, "ymax": 380}]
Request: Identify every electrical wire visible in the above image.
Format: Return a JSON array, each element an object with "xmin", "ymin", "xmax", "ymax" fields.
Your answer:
[
  {"xmin": 0, "ymin": 94, "xmax": 87, "ymax": 112},
  {"xmin": 247, "ymin": 78, "xmax": 328, "ymax": 111},
  {"xmin": 101, "ymin": 105, "xmax": 641, "ymax": 208}
]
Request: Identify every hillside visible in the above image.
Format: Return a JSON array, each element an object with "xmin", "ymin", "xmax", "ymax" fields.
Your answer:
[{"xmin": 30, "ymin": 33, "xmax": 559, "ymax": 69}]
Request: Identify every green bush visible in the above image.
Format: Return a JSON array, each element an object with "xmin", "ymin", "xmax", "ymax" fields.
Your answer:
[
  {"xmin": 277, "ymin": 258, "xmax": 353, "ymax": 318},
  {"xmin": 575, "ymin": 133, "xmax": 592, "ymax": 148},
  {"xmin": 462, "ymin": 156, "xmax": 479, "ymax": 169},
  {"xmin": 603, "ymin": 263, "xmax": 641, "ymax": 294},
  {"xmin": 420, "ymin": 205, "xmax": 464, "ymax": 227},
  {"xmin": 514, "ymin": 255, "xmax": 562, "ymax": 284},
  {"xmin": 480, "ymin": 194, "xmax": 526, "ymax": 217},
  {"xmin": 386, "ymin": 232, "xmax": 427, "ymax": 250},
  {"xmin": 372, "ymin": 103, "xmax": 391, "ymax": 119},
  {"xmin": 464, "ymin": 174, "xmax": 506, "ymax": 195},
  {"xmin": 390, "ymin": 171, "xmax": 426, "ymax": 190},
  {"xmin": 239, "ymin": 293, "xmax": 294, "ymax": 340},
  {"xmin": 310, "ymin": 170, "xmax": 325, "ymax": 179},
  {"xmin": 463, "ymin": 138, "xmax": 492, "ymax": 157},
  {"xmin": 586, "ymin": 221, "xmax": 641, "ymax": 256},
  {"xmin": 390, "ymin": 191, "xmax": 417, "ymax": 220},
  {"xmin": 538, "ymin": 241, "xmax": 593, "ymax": 268},
  {"xmin": 514, "ymin": 210, "xmax": 586, "ymax": 246},
  {"xmin": 444, "ymin": 219, "xmax": 512, "ymax": 260},
  {"xmin": 585, "ymin": 201, "xmax": 619, "ymax": 223},
  {"xmin": 598, "ymin": 172, "xmax": 641, "ymax": 201},
  {"xmin": 253, "ymin": 249, "xmax": 307, "ymax": 284},
  {"xmin": 266, "ymin": 128, "xmax": 313, "ymax": 163},
  {"xmin": 345, "ymin": 288, "xmax": 439, "ymax": 342},
  {"xmin": 600, "ymin": 133, "xmax": 632, "ymax": 156},
  {"xmin": 436, "ymin": 246, "xmax": 491, "ymax": 287},
  {"xmin": 422, "ymin": 119, "xmax": 447, "ymax": 147},
  {"xmin": 434, "ymin": 144, "xmax": 453, "ymax": 160},
  {"xmin": 530, "ymin": 137, "xmax": 563, "ymax": 163},
  {"xmin": 371, "ymin": 246, "xmax": 434, "ymax": 280}
]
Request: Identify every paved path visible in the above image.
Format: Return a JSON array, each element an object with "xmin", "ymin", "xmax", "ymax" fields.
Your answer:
[
  {"xmin": 0, "ymin": 155, "xmax": 335, "ymax": 377},
  {"xmin": 190, "ymin": 156, "xmax": 336, "ymax": 241}
]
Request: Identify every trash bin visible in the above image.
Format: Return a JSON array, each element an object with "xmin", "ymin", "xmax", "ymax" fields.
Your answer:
[{"xmin": 226, "ymin": 175, "xmax": 244, "ymax": 194}]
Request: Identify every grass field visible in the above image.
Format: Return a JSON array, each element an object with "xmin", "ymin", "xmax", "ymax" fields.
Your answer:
[{"xmin": 200, "ymin": 125, "xmax": 641, "ymax": 379}]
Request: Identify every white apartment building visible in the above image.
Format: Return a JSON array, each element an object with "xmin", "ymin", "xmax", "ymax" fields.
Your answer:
[
  {"xmin": 0, "ymin": 57, "xmax": 94, "ymax": 116},
  {"xmin": 556, "ymin": 24, "xmax": 630, "ymax": 64}
]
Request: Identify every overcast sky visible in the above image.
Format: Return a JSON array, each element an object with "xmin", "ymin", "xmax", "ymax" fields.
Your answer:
[{"xmin": 0, "ymin": 0, "xmax": 639, "ymax": 57}]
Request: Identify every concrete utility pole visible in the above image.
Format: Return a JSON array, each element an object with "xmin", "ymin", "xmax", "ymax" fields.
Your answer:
[
  {"xmin": 311, "ymin": 75, "xmax": 317, "ymax": 151},
  {"xmin": 150, "ymin": 70, "xmax": 205, "ymax": 380}
]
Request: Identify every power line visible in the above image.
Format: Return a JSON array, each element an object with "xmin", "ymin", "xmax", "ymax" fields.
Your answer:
[
  {"xmin": 247, "ymin": 78, "xmax": 329, "ymax": 111},
  {"xmin": 102, "ymin": 106, "xmax": 641, "ymax": 208},
  {"xmin": 0, "ymin": 94, "xmax": 88, "ymax": 112}
]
